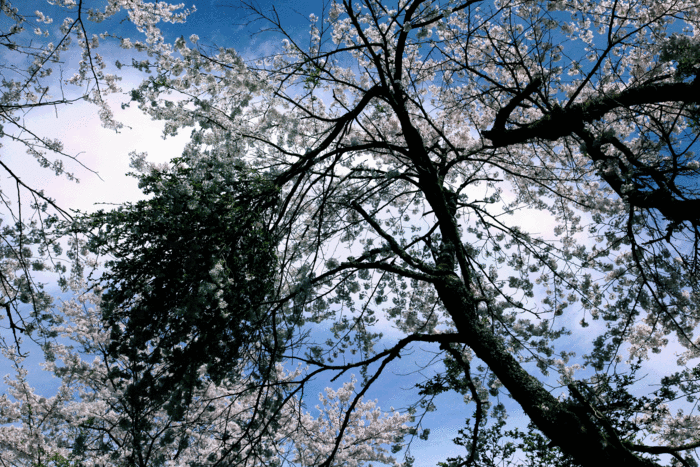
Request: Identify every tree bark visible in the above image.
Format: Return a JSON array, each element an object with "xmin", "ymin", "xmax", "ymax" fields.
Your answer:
[{"xmin": 434, "ymin": 275, "xmax": 659, "ymax": 467}]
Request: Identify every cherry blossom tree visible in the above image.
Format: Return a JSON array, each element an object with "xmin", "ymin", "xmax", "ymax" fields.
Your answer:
[
  {"xmin": 3, "ymin": 0, "xmax": 700, "ymax": 466},
  {"xmin": 1, "ymin": 4, "xmax": 409, "ymax": 466},
  {"xmin": 0, "ymin": 0, "xmax": 191, "ymax": 366},
  {"xmin": 0, "ymin": 285, "xmax": 409, "ymax": 467},
  {"xmin": 82, "ymin": 0, "xmax": 700, "ymax": 466}
]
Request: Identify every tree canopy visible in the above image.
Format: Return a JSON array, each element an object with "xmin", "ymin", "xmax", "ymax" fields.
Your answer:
[
  {"xmin": 84, "ymin": 156, "xmax": 281, "ymax": 414},
  {"xmin": 2, "ymin": 0, "xmax": 700, "ymax": 466}
]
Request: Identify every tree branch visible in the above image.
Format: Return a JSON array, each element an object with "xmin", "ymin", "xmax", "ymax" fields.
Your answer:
[{"xmin": 483, "ymin": 79, "xmax": 700, "ymax": 147}]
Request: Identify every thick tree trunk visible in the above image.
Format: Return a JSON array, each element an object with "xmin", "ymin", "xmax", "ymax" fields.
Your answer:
[{"xmin": 434, "ymin": 275, "xmax": 659, "ymax": 467}]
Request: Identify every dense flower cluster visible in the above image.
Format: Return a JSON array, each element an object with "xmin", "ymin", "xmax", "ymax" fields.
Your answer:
[{"xmin": 0, "ymin": 285, "xmax": 408, "ymax": 467}]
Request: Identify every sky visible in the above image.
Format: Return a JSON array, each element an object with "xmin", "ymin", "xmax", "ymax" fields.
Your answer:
[{"xmin": 0, "ymin": 1, "xmax": 696, "ymax": 466}]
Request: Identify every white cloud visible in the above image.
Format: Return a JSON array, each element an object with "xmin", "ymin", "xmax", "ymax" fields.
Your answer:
[{"xmin": 1, "ymin": 85, "xmax": 189, "ymax": 213}]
